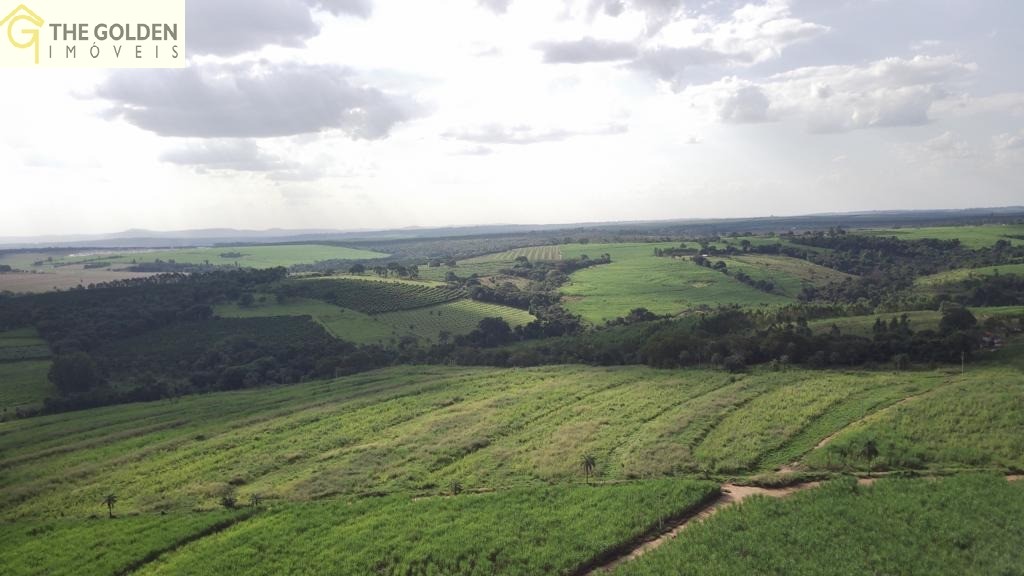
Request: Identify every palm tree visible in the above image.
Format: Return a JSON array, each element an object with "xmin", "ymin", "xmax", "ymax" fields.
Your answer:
[
  {"xmin": 861, "ymin": 439, "xmax": 879, "ymax": 477},
  {"xmin": 581, "ymin": 454, "xmax": 596, "ymax": 485},
  {"xmin": 103, "ymin": 494, "xmax": 117, "ymax": 518}
]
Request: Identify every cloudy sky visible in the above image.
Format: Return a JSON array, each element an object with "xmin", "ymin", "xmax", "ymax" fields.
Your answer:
[{"xmin": 2, "ymin": 0, "xmax": 1023, "ymax": 236}]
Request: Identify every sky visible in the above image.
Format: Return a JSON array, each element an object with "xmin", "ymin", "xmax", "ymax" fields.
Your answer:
[{"xmin": 1, "ymin": 0, "xmax": 1023, "ymax": 236}]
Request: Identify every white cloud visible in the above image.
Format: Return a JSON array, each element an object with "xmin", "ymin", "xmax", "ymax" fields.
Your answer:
[
  {"xmin": 684, "ymin": 54, "xmax": 977, "ymax": 132},
  {"xmin": 922, "ymin": 131, "xmax": 973, "ymax": 159},
  {"xmin": 444, "ymin": 122, "xmax": 628, "ymax": 145},
  {"xmin": 717, "ymin": 82, "xmax": 774, "ymax": 124}
]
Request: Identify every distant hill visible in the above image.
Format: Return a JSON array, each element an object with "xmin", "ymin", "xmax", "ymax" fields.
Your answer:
[{"xmin": 2, "ymin": 207, "xmax": 1022, "ymax": 249}]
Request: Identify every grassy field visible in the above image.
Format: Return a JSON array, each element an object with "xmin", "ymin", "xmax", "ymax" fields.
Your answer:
[
  {"xmin": 719, "ymin": 254, "xmax": 853, "ymax": 297},
  {"xmin": 136, "ymin": 481, "xmax": 717, "ymax": 576},
  {"xmin": 915, "ymin": 263, "xmax": 1024, "ymax": 287},
  {"xmin": 804, "ymin": 364, "xmax": 1024, "ymax": 472},
  {"xmin": 557, "ymin": 243, "xmax": 792, "ymax": 323},
  {"xmin": 285, "ymin": 277, "xmax": 465, "ymax": 314},
  {"xmin": 2, "ymin": 359, "xmax": 1022, "ymax": 573},
  {"xmin": 808, "ymin": 306, "xmax": 1024, "ymax": 337},
  {"xmin": 0, "ymin": 328, "xmax": 52, "ymax": 414},
  {"xmin": 0, "ymin": 244, "xmax": 388, "ymax": 294},
  {"xmin": 0, "ymin": 510, "xmax": 249, "ymax": 576},
  {"xmin": 462, "ymin": 245, "xmax": 564, "ymax": 263},
  {"xmin": 216, "ymin": 297, "xmax": 535, "ymax": 344},
  {"xmin": 0, "ymin": 269, "xmax": 155, "ymax": 294},
  {"xmin": 614, "ymin": 475, "xmax": 1024, "ymax": 576},
  {"xmin": 417, "ymin": 261, "xmax": 516, "ymax": 282},
  {"xmin": 3, "ymin": 363, "xmax": 1017, "ymax": 520},
  {"xmin": 43, "ymin": 244, "xmax": 388, "ymax": 270},
  {"xmin": 0, "ymin": 360, "xmax": 53, "ymax": 415},
  {"xmin": 862, "ymin": 224, "xmax": 1024, "ymax": 249}
]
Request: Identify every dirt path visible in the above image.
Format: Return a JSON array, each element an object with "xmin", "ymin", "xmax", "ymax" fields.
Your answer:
[
  {"xmin": 583, "ymin": 480, "xmax": 852, "ymax": 575},
  {"xmin": 585, "ymin": 473, "xmax": 1014, "ymax": 574},
  {"xmin": 813, "ymin": 388, "xmax": 936, "ymax": 451}
]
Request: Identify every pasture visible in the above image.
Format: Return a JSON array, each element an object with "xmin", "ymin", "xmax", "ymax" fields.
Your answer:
[
  {"xmin": 557, "ymin": 243, "xmax": 791, "ymax": 323},
  {"xmin": 915, "ymin": 263, "xmax": 1024, "ymax": 287},
  {"xmin": 43, "ymin": 244, "xmax": 388, "ymax": 270},
  {"xmin": 861, "ymin": 224, "xmax": 1024, "ymax": 249},
  {"xmin": 807, "ymin": 306, "xmax": 1024, "ymax": 337},
  {"xmin": 216, "ymin": 296, "xmax": 535, "ymax": 344},
  {"xmin": 0, "ymin": 328, "xmax": 52, "ymax": 414},
  {"xmin": 719, "ymin": 253, "xmax": 852, "ymax": 297}
]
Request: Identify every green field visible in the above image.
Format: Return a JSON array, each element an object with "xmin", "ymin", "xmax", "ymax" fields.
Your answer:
[
  {"xmin": 462, "ymin": 245, "xmax": 564, "ymax": 263},
  {"xmin": 720, "ymin": 253, "xmax": 853, "ymax": 297},
  {"xmin": 136, "ymin": 481, "xmax": 716, "ymax": 576},
  {"xmin": 804, "ymin": 365, "xmax": 1024, "ymax": 472},
  {"xmin": 808, "ymin": 306, "xmax": 1024, "ymax": 337},
  {"xmin": 285, "ymin": 277, "xmax": 465, "ymax": 314},
  {"xmin": 916, "ymin": 263, "xmax": 1024, "ymax": 287},
  {"xmin": 0, "ymin": 510, "xmax": 249, "ymax": 576},
  {"xmin": 0, "ymin": 360, "xmax": 53, "ymax": 414},
  {"xmin": 46, "ymin": 244, "xmax": 388, "ymax": 269},
  {"xmin": 0, "ymin": 328, "xmax": 52, "ymax": 414},
  {"xmin": 614, "ymin": 475, "xmax": 1024, "ymax": 576},
  {"xmin": 417, "ymin": 260, "xmax": 513, "ymax": 282},
  {"xmin": 862, "ymin": 224, "xmax": 1024, "ymax": 249},
  {"xmin": 2, "ymin": 358, "xmax": 1023, "ymax": 573},
  {"xmin": 216, "ymin": 297, "xmax": 535, "ymax": 344},
  {"xmin": 4, "ymin": 363, "xmax": 1018, "ymax": 520},
  {"xmin": 557, "ymin": 243, "xmax": 792, "ymax": 323}
]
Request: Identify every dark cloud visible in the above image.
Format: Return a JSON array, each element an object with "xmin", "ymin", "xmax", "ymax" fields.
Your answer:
[
  {"xmin": 96, "ymin": 62, "xmax": 415, "ymax": 139},
  {"xmin": 161, "ymin": 140, "xmax": 290, "ymax": 172},
  {"xmin": 537, "ymin": 37, "xmax": 638, "ymax": 63},
  {"xmin": 445, "ymin": 123, "xmax": 627, "ymax": 145},
  {"xmin": 186, "ymin": 0, "xmax": 371, "ymax": 57}
]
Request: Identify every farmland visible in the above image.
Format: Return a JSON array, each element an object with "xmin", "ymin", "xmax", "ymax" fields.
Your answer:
[
  {"xmin": 557, "ymin": 243, "xmax": 792, "ymax": 323},
  {"xmin": 862, "ymin": 224, "xmax": 1024, "ymax": 249},
  {"xmin": 1, "ymin": 361, "xmax": 1021, "ymax": 573},
  {"xmin": 136, "ymin": 481, "xmax": 717, "ymax": 576},
  {"xmin": 718, "ymin": 254, "xmax": 852, "ymax": 297},
  {"xmin": 613, "ymin": 475, "xmax": 1024, "ymax": 576},
  {"xmin": 1, "ymin": 510, "xmax": 249, "ymax": 576},
  {"xmin": 216, "ymin": 296, "xmax": 535, "ymax": 344},
  {"xmin": 45, "ymin": 244, "xmax": 388, "ymax": 269},
  {"xmin": 0, "ymin": 244, "xmax": 388, "ymax": 294},
  {"xmin": 284, "ymin": 278, "xmax": 465, "ymax": 314},
  {"xmin": 462, "ymin": 245, "xmax": 564, "ymax": 263},
  {"xmin": 916, "ymin": 263, "xmax": 1024, "ymax": 288},
  {"xmin": 807, "ymin": 306, "xmax": 1024, "ymax": 337},
  {"xmin": 0, "ymin": 328, "xmax": 52, "ymax": 414},
  {"xmin": 3, "ymin": 363, "xmax": 1019, "ymax": 521}
]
